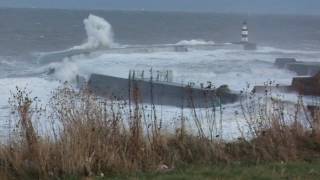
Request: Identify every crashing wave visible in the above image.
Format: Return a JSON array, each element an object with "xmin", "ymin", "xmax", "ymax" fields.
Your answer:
[
  {"xmin": 176, "ymin": 39, "xmax": 215, "ymax": 46},
  {"xmin": 72, "ymin": 14, "xmax": 115, "ymax": 50}
]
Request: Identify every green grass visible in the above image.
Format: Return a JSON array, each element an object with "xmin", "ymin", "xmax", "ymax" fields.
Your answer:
[{"xmin": 93, "ymin": 162, "xmax": 320, "ymax": 180}]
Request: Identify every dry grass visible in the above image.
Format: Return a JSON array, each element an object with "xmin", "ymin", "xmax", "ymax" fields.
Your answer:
[{"xmin": 0, "ymin": 84, "xmax": 319, "ymax": 179}]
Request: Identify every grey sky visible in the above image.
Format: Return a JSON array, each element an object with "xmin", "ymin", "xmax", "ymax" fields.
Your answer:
[{"xmin": 1, "ymin": 0, "xmax": 319, "ymax": 15}]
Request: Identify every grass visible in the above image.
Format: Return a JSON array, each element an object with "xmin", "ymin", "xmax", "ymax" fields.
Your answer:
[
  {"xmin": 67, "ymin": 162, "xmax": 320, "ymax": 180},
  {"xmin": 0, "ymin": 84, "xmax": 319, "ymax": 179}
]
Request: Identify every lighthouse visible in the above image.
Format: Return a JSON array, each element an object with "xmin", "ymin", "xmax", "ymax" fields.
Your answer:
[{"xmin": 241, "ymin": 21, "xmax": 249, "ymax": 43}]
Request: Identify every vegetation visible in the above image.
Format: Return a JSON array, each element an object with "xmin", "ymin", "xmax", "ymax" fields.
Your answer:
[
  {"xmin": 102, "ymin": 162, "xmax": 320, "ymax": 180},
  {"xmin": 0, "ymin": 84, "xmax": 319, "ymax": 179}
]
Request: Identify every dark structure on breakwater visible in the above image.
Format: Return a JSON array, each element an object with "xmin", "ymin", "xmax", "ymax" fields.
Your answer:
[
  {"xmin": 275, "ymin": 58, "xmax": 320, "ymax": 76},
  {"xmin": 291, "ymin": 73, "xmax": 320, "ymax": 96},
  {"xmin": 87, "ymin": 74, "xmax": 239, "ymax": 108},
  {"xmin": 254, "ymin": 58, "xmax": 320, "ymax": 96},
  {"xmin": 253, "ymin": 72, "xmax": 320, "ymax": 96}
]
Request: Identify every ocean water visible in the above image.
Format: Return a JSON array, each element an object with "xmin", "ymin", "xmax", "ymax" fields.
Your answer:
[{"xmin": 1, "ymin": 8, "xmax": 320, "ymax": 139}]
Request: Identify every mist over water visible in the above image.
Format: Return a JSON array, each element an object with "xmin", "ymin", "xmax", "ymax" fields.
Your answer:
[{"xmin": 0, "ymin": 8, "xmax": 320, "ymax": 138}]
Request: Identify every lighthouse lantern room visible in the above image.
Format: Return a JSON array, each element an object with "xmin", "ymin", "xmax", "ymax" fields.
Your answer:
[{"xmin": 241, "ymin": 21, "xmax": 249, "ymax": 43}]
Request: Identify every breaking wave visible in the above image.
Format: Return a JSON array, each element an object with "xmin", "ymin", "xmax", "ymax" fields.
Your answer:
[
  {"xmin": 176, "ymin": 39, "xmax": 215, "ymax": 46},
  {"xmin": 72, "ymin": 14, "xmax": 115, "ymax": 50},
  {"xmin": 41, "ymin": 59, "xmax": 80, "ymax": 82}
]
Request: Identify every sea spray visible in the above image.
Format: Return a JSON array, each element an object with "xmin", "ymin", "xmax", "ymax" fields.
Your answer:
[
  {"xmin": 72, "ymin": 14, "xmax": 115, "ymax": 50},
  {"xmin": 44, "ymin": 59, "xmax": 80, "ymax": 82}
]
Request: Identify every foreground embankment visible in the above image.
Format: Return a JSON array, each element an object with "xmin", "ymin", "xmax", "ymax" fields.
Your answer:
[
  {"xmin": 105, "ymin": 162, "xmax": 320, "ymax": 180},
  {"xmin": 0, "ymin": 85, "xmax": 319, "ymax": 179}
]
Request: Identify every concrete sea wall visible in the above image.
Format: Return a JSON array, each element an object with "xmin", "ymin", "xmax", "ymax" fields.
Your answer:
[{"xmin": 87, "ymin": 74, "xmax": 239, "ymax": 108}]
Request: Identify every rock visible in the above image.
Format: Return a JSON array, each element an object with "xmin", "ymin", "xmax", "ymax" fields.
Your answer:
[
  {"xmin": 157, "ymin": 164, "xmax": 175, "ymax": 173},
  {"xmin": 157, "ymin": 164, "xmax": 169, "ymax": 171}
]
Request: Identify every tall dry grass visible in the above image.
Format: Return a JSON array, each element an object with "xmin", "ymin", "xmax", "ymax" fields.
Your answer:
[
  {"xmin": 0, "ymin": 83, "xmax": 319, "ymax": 179},
  {"xmin": 232, "ymin": 83, "xmax": 320, "ymax": 162}
]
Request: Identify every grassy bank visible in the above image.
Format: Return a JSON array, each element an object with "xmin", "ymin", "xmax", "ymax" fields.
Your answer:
[
  {"xmin": 0, "ymin": 85, "xmax": 319, "ymax": 179},
  {"xmin": 101, "ymin": 162, "xmax": 320, "ymax": 180}
]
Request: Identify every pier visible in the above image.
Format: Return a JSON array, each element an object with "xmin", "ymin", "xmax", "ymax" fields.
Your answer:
[
  {"xmin": 254, "ymin": 58, "xmax": 320, "ymax": 96},
  {"xmin": 87, "ymin": 73, "xmax": 239, "ymax": 108},
  {"xmin": 275, "ymin": 58, "xmax": 320, "ymax": 76}
]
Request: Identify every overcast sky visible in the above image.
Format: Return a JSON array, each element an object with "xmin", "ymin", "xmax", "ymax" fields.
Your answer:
[{"xmin": 1, "ymin": 0, "xmax": 320, "ymax": 15}]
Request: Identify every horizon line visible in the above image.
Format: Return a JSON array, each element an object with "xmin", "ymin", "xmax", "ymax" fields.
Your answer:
[{"xmin": 1, "ymin": 6, "xmax": 320, "ymax": 17}]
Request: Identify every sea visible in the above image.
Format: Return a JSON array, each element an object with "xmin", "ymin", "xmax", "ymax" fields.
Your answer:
[{"xmin": 1, "ymin": 8, "xmax": 320, "ymax": 139}]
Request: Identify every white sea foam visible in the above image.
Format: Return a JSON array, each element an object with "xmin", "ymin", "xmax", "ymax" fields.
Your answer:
[
  {"xmin": 1, "ymin": 45, "xmax": 319, "ymax": 140},
  {"xmin": 62, "ymin": 48, "xmax": 295, "ymax": 91},
  {"xmin": 52, "ymin": 59, "xmax": 80, "ymax": 82},
  {"xmin": 176, "ymin": 39, "xmax": 215, "ymax": 46},
  {"xmin": 0, "ymin": 78, "xmax": 59, "ymax": 131},
  {"xmin": 0, "ymin": 77, "xmax": 59, "ymax": 107},
  {"xmin": 0, "ymin": 77, "xmax": 60, "ymax": 138},
  {"xmin": 28, "ymin": 46, "xmax": 318, "ymax": 132},
  {"xmin": 0, "ymin": 59, "xmax": 15, "ymax": 66}
]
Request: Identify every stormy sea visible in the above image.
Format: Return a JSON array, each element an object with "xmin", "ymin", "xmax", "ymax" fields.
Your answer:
[{"xmin": 1, "ymin": 8, "xmax": 320, "ymax": 139}]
